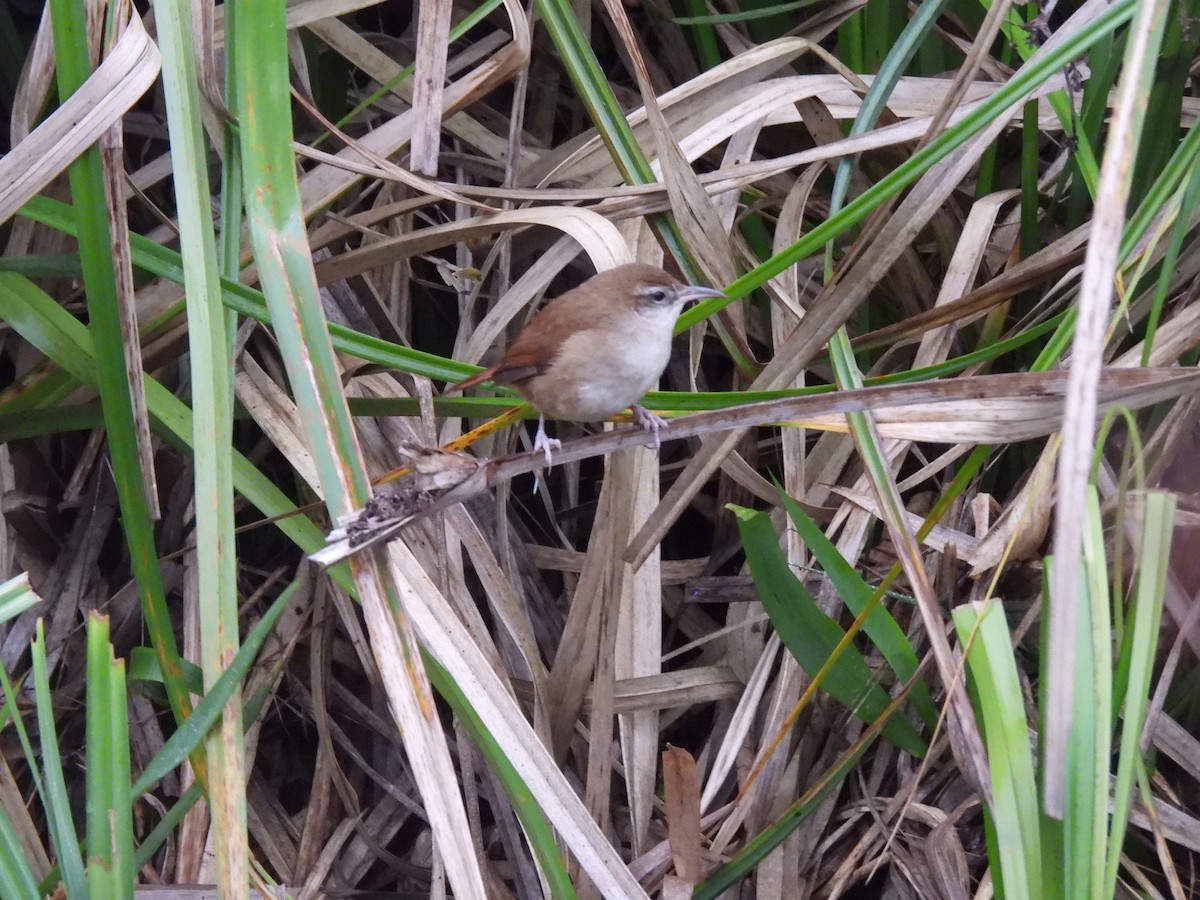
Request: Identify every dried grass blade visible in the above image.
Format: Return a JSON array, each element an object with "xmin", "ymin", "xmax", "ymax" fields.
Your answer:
[
  {"xmin": 0, "ymin": 12, "xmax": 159, "ymax": 224},
  {"xmin": 627, "ymin": 0, "xmax": 1126, "ymax": 567},
  {"xmin": 386, "ymin": 539, "xmax": 653, "ymax": 898},
  {"xmin": 297, "ymin": 0, "xmax": 529, "ymax": 213},
  {"xmin": 410, "ymin": 0, "xmax": 453, "ymax": 175},
  {"xmin": 304, "ymin": 10, "xmax": 524, "ymax": 168},
  {"xmin": 546, "ymin": 464, "xmax": 616, "ymax": 757},
  {"xmin": 611, "ymin": 449, "xmax": 664, "ymax": 856},
  {"xmin": 663, "ymin": 746, "xmax": 704, "ymax": 885},
  {"xmin": 1044, "ymin": 0, "xmax": 1170, "ymax": 817},
  {"xmin": 313, "ymin": 207, "xmax": 631, "ymax": 287}
]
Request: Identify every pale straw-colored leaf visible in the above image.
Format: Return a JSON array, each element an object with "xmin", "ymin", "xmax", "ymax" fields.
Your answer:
[
  {"xmin": 303, "ymin": 16, "xmax": 523, "ymax": 165},
  {"xmin": 235, "ymin": 357, "xmax": 320, "ymax": 490},
  {"xmin": 297, "ymin": 0, "xmax": 530, "ymax": 213},
  {"xmin": 966, "ymin": 445, "xmax": 1057, "ymax": 575},
  {"xmin": 0, "ymin": 11, "xmax": 159, "ymax": 225},
  {"xmin": 624, "ymin": 10, "xmax": 1096, "ymax": 568},
  {"xmin": 409, "ymin": 0, "xmax": 453, "ymax": 175},
  {"xmin": 384, "ymin": 539, "xmax": 653, "ymax": 898},
  {"xmin": 700, "ymin": 635, "xmax": 782, "ymax": 812},
  {"xmin": 313, "ymin": 207, "xmax": 631, "ymax": 287},
  {"xmin": 1044, "ymin": 0, "xmax": 1170, "ymax": 816},
  {"xmin": 612, "ymin": 447, "xmax": 665, "ymax": 856}
]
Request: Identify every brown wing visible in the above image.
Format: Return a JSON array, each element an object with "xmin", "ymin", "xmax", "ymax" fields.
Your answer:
[
  {"xmin": 447, "ymin": 265, "xmax": 655, "ymax": 394},
  {"xmin": 503, "ymin": 280, "xmax": 621, "ymax": 358}
]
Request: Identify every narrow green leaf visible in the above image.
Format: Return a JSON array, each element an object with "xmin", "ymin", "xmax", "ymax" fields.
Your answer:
[
  {"xmin": 132, "ymin": 582, "xmax": 297, "ymax": 797},
  {"xmin": 0, "ymin": 574, "xmax": 41, "ymax": 625},
  {"xmin": 30, "ymin": 622, "xmax": 87, "ymax": 898},
  {"xmin": 48, "ymin": 0, "xmax": 191, "ymax": 730},
  {"xmin": 152, "ymin": 0, "xmax": 248, "ymax": 884},
  {"xmin": 127, "ymin": 648, "xmax": 205, "ymax": 698},
  {"xmin": 732, "ymin": 504, "xmax": 926, "ymax": 756},
  {"xmin": 1104, "ymin": 490, "xmax": 1173, "ymax": 895},
  {"xmin": 776, "ymin": 487, "xmax": 935, "ymax": 725},
  {"xmin": 953, "ymin": 601, "xmax": 1041, "ymax": 900},
  {"xmin": 1079, "ymin": 492, "xmax": 1111, "ymax": 898},
  {"xmin": 0, "ymin": 812, "xmax": 41, "ymax": 899}
]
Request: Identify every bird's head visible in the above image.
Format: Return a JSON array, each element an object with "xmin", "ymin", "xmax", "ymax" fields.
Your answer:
[{"xmin": 597, "ymin": 263, "xmax": 726, "ymax": 322}]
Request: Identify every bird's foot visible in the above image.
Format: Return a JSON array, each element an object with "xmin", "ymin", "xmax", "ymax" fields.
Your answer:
[
  {"xmin": 531, "ymin": 416, "xmax": 561, "ymax": 494},
  {"xmin": 532, "ymin": 416, "xmax": 561, "ymax": 467},
  {"xmin": 631, "ymin": 405, "xmax": 668, "ymax": 448}
]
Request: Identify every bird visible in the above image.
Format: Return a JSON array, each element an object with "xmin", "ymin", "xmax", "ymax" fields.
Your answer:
[{"xmin": 447, "ymin": 263, "xmax": 725, "ymax": 465}]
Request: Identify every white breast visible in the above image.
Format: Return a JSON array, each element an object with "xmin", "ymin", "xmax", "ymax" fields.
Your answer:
[{"xmin": 532, "ymin": 325, "xmax": 674, "ymax": 422}]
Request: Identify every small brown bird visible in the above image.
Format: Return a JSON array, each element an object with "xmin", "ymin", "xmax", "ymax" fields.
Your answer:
[{"xmin": 448, "ymin": 263, "xmax": 724, "ymax": 463}]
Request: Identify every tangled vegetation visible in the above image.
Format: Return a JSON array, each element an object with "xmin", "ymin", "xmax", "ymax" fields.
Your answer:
[{"xmin": 0, "ymin": 0, "xmax": 1198, "ymax": 897}]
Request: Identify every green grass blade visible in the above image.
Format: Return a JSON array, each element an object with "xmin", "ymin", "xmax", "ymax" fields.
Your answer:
[
  {"xmin": 732, "ymin": 505, "xmax": 926, "ymax": 756},
  {"xmin": 85, "ymin": 614, "xmax": 133, "ymax": 898},
  {"xmin": 1103, "ymin": 490, "xmax": 1174, "ymax": 895},
  {"xmin": 953, "ymin": 601, "xmax": 1042, "ymax": 900},
  {"xmin": 0, "ymin": 810, "xmax": 41, "ymax": 900},
  {"xmin": 132, "ymin": 582, "xmax": 298, "ymax": 797},
  {"xmin": 47, "ymin": 0, "xmax": 192, "ymax": 730},
  {"xmin": 0, "ymin": 574, "xmax": 41, "ymax": 624},
  {"xmin": 1078, "ymin": 490, "xmax": 1112, "ymax": 898},
  {"xmin": 150, "ymin": 0, "xmax": 249, "ymax": 886},
  {"xmin": 30, "ymin": 622, "xmax": 87, "ymax": 898},
  {"xmin": 1136, "ymin": 126, "xmax": 1200, "ymax": 365},
  {"xmin": 133, "ymin": 783, "xmax": 203, "ymax": 873},
  {"xmin": 775, "ymin": 487, "xmax": 935, "ymax": 725},
  {"xmin": 135, "ymin": 640, "xmax": 296, "ymax": 870}
]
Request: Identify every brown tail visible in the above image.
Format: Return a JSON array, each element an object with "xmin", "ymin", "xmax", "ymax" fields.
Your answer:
[
  {"xmin": 446, "ymin": 353, "xmax": 542, "ymax": 394},
  {"xmin": 446, "ymin": 365, "xmax": 499, "ymax": 394}
]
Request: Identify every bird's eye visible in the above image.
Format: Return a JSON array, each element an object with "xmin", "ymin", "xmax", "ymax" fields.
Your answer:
[{"xmin": 647, "ymin": 288, "xmax": 668, "ymax": 302}]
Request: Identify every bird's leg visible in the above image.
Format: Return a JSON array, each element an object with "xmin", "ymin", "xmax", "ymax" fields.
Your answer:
[
  {"xmin": 531, "ymin": 413, "xmax": 562, "ymax": 468},
  {"xmin": 630, "ymin": 404, "xmax": 669, "ymax": 448}
]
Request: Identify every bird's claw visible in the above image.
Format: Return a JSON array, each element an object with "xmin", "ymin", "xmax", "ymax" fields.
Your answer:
[
  {"xmin": 531, "ymin": 415, "xmax": 560, "ymax": 494},
  {"xmin": 532, "ymin": 429, "xmax": 562, "ymax": 469},
  {"xmin": 631, "ymin": 405, "xmax": 668, "ymax": 448}
]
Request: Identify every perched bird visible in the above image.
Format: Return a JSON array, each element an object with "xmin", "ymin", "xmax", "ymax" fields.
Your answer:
[{"xmin": 448, "ymin": 263, "xmax": 724, "ymax": 464}]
